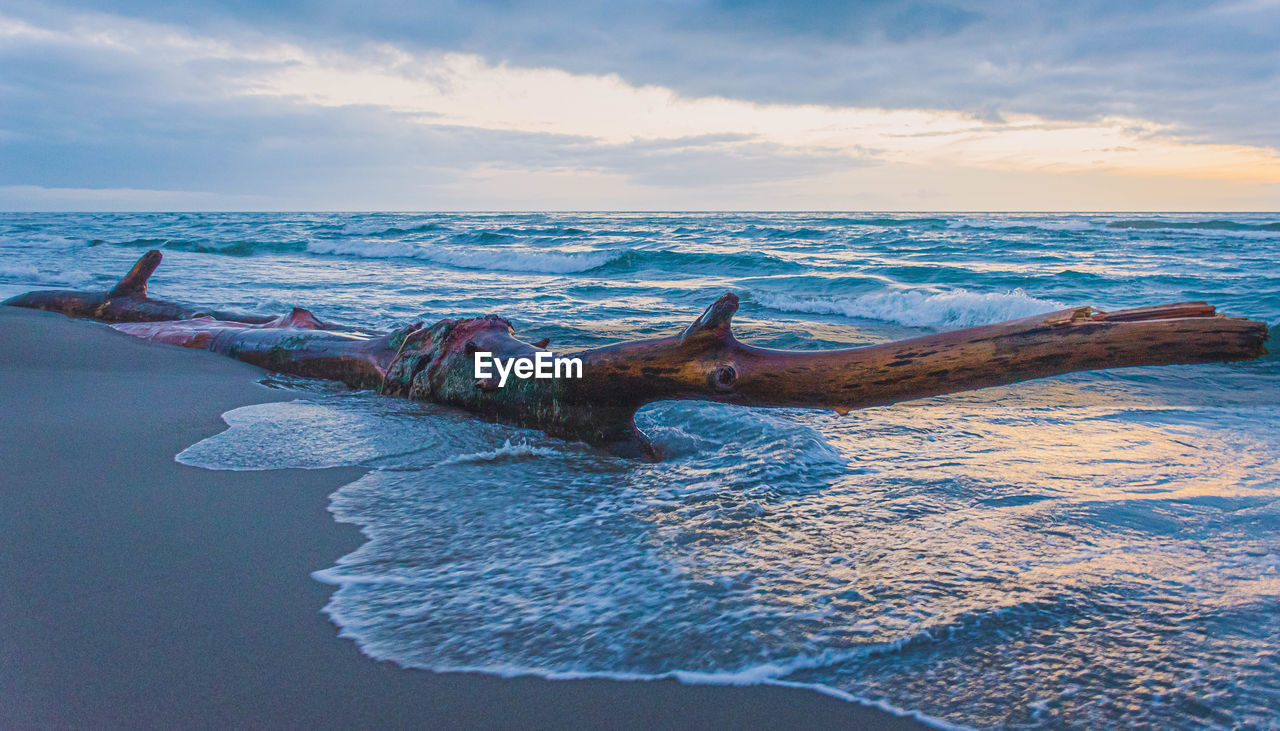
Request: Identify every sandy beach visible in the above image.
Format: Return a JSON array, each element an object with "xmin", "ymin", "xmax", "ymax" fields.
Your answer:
[{"xmin": 0, "ymin": 305, "xmax": 928, "ymax": 729}]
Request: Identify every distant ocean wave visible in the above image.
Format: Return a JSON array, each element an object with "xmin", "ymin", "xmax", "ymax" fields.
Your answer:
[
  {"xmin": 738, "ymin": 226, "xmax": 831, "ymax": 240},
  {"xmin": 304, "ymin": 240, "xmax": 804, "ymax": 275},
  {"xmin": 95, "ymin": 237, "xmax": 309, "ymax": 255},
  {"xmin": 493, "ymin": 226, "xmax": 590, "ymax": 237},
  {"xmin": 340, "ymin": 221, "xmax": 450, "ymax": 236},
  {"xmin": 340, "ymin": 223, "xmax": 593, "ymax": 239},
  {"xmin": 729, "ymin": 218, "xmax": 955, "ymax": 238},
  {"xmin": 305, "ymin": 239, "xmax": 621, "ymax": 273},
  {"xmin": 948, "ymin": 217, "xmax": 1094, "ymax": 232},
  {"xmin": 605, "ymin": 249, "xmax": 803, "ymax": 274},
  {"xmin": 748, "ymin": 287, "xmax": 1062, "ymax": 328},
  {"xmin": 0, "ymin": 262, "xmax": 95, "ymax": 288},
  {"xmin": 825, "ymin": 216, "xmax": 949, "ymax": 227},
  {"xmin": 0, "ymin": 232, "xmax": 84, "ymax": 249},
  {"xmin": 1106, "ymin": 219, "xmax": 1280, "ymax": 237},
  {"xmin": 944, "ymin": 216, "xmax": 1280, "ymax": 237}
]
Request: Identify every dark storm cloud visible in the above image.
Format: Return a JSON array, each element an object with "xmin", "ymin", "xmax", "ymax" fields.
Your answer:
[{"xmin": 7, "ymin": 0, "xmax": 1277, "ymax": 147}]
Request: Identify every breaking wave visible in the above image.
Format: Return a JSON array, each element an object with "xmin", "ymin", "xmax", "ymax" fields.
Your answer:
[
  {"xmin": 0, "ymin": 262, "xmax": 95, "ymax": 288},
  {"xmin": 748, "ymin": 288, "xmax": 1062, "ymax": 328},
  {"xmin": 437, "ymin": 439, "xmax": 564, "ymax": 465}
]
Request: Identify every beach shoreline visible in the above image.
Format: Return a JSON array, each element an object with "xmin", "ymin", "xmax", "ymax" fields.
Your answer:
[{"xmin": 0, "ymin": 306, "xmax": 930, "ymax": 729}]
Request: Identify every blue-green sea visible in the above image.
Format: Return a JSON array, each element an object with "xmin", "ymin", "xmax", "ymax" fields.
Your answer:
[{"xmin": 4, "ymin": 212, "xmax": 1278, "ymax": 728}]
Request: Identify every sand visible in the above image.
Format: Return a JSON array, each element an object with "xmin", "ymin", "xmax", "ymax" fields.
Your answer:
[{"xmin": 0, "ymin": 306, "xmax": 930, "ymax": 729}]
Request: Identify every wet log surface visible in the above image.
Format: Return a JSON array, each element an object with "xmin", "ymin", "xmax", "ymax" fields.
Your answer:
[{"xmin": 5, "ymin": 251, "xmax": 1269, "ymax": 457}]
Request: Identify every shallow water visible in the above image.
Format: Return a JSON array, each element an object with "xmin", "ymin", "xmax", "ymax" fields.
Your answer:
[{"xmin": 5, "ymin": 212, "xmax": 1279, "ymax": 727}]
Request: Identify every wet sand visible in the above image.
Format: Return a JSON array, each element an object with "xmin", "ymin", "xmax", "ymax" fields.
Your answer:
[{"xmin": 0, "ymin": 306, "xmax": 930, "ymax": 729}]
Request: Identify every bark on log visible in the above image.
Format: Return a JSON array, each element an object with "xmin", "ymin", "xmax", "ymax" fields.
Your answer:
[{"xmin": 4, "ymin": 251, "xmax": 1269, "ymax": 457}]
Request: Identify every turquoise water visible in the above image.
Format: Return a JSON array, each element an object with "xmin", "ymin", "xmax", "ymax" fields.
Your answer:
[{"xmin": 4, "ymin": 212, "xmax": 1279, "ymax": 727}]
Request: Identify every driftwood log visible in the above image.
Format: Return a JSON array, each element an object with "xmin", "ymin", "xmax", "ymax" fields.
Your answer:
[{"xmin": 5, "ymin": 251, "xmax": 1269, "ymax": 457}]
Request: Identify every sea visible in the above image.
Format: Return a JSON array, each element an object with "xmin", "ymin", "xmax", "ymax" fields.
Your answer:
[{"xmin": 2, "ymin": 212, "xmax": 1278, "ymax": 728}]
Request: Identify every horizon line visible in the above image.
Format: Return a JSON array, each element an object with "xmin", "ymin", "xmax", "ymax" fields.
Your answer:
[{"xmin": 0, "ymin": 209, "xmax": 1277, "ymax": 215}]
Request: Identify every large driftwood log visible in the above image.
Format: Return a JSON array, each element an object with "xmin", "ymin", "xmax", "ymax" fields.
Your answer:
[{"xmin": 5, "ymin": 251, "xmax": 1269, "ymax": 457}]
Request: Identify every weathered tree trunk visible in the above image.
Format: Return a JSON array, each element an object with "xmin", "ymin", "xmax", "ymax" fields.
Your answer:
[{"xmin": 5, "ymin": 251, "xmax": 1269, "ymax": 457}]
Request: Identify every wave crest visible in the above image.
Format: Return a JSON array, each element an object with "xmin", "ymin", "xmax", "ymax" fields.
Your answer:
[
  {"xmin": 0, "ymin": 262, "xmax": 95, "ymax": 288},
  {"xmin": 305, "ymin": 240, "xmax": 620, "ymax": 274},
  {"xmin": 749, "ymin": 288, "xmax": 1062, "ymax": 328},
  {"xmin": 1107, "ymin": 219, "xmax": 1280, "ymax": 236},
  {"xmin": 340, "ymin": 221, "xmax": 448, "ymax": 236},
  {"xmin": 437, "ymin": 439, "xmax": 562, "ymax": 465},
  {"xmin": 948, "ymin": 217, "xmax": 1093, "ymax": 232}
]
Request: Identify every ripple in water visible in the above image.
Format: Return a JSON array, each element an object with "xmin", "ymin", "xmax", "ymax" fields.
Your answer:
[
  {"xmin": 179, "ymin": 366, "xmax": 1280, "ymax": 729},
  {"xmin": 14, "ymin": 211, "xmax": 1279, "ymax": 726}
]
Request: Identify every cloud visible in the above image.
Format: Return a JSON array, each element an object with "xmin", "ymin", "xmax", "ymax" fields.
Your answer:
[
  {"xmin": 14, "ymin": 0, "xmax": 1277, "ymax": 148},
  {"xmin": 0, "ymin": 5, "xmax": 1278, "ymax": 210},
  {"xmin": 0, "ymin": 185, "xmax": 257, "ymax": 211}
]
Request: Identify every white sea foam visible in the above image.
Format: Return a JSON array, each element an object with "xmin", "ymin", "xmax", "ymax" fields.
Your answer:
[
  {"xmin": 1034, "ymin": 221, "xmax": 1094, "ymax": 231},
  {"xmin": 437, "ymin": 439, "xmax": 563, "ymax": 465},
  {"xmin": 142, "ymin": 210, "xmax": 1280, "ymax": 729},
  {"xmin": 0, "ymin": 233, "xmax": 85, "ymax": 249},
  {"xmin": 299, "ymin": 652, "xmax": 961, "ymax": 730},
  {"xmin": 0, "ymin": 263, "xmax": 44, "ymax": 281},
  {"xmin": 947, "ymin": 217, "xmax": 1093, "ymax": 232},
  {"xmin": 750, "ymin": 288, "xmax": 1062, "ymax": 328},
  {"xmin": 0, "ymin": 262, "xmax": 95, "ymax": 288},
  {"xmin": 306, "ymin": 239, "xmax": 619, "ymax": 273},
  {"xmin": 175, "ymin": 398, "xmax": 501, "ymax": 471}
]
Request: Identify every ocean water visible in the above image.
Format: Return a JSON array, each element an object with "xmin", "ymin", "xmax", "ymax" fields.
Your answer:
[{"xmin": 3, "ymin": 212, "xmax": 1279, "ymax": 728}]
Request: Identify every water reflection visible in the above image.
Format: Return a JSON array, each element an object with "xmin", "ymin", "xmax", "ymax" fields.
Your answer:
[{"xmin": 179, "ymin": 363, "xmax": 1280, "ymax": 727}]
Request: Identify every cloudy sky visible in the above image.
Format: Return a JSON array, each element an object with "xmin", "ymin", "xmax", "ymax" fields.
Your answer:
[{"xmin": 1, "ymin": 0, "xmax": 1277, "ymax": 210}]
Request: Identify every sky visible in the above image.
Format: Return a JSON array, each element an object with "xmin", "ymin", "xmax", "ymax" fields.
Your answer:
[{"xmin": 0, "ymin": 0, "xmax": 1277, "ymax": 211}]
